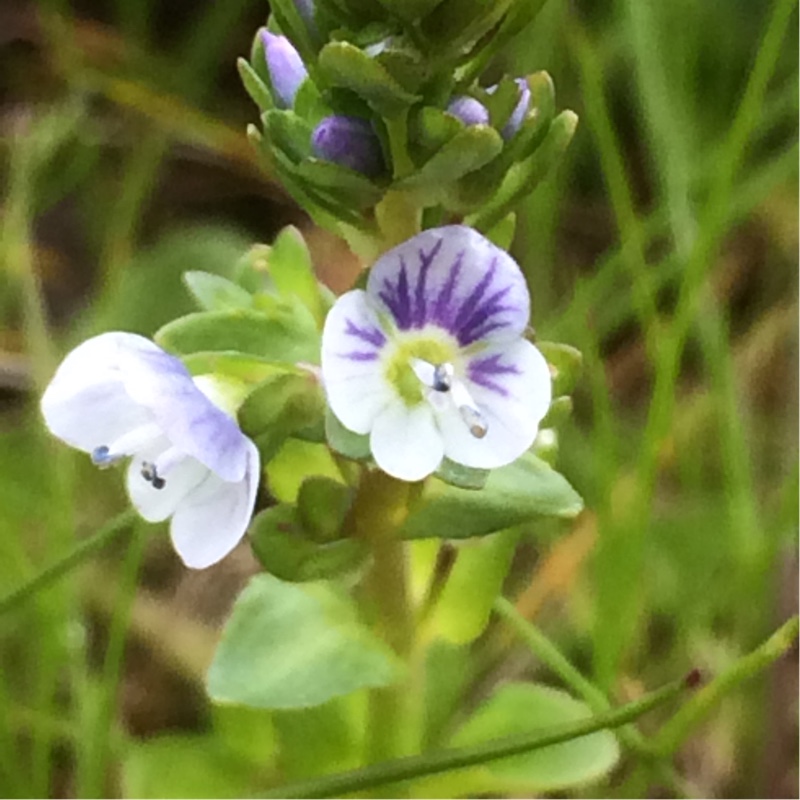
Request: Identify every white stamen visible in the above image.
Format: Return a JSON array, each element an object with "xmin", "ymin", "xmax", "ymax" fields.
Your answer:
[
  {"xmin": 153, "ymin": 445, "xmax": 186, "ymax": 478},
  {"xmin": 412, "ymin": 359, "xmax": 489, "ymax": 439},
  {"xmin": 92, "ymin": 422, "xmax": 162, "ymax": 467}
]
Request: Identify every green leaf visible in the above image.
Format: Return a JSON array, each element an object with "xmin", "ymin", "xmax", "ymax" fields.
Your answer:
[
  {"xmin": 121, "ymin": 734, "xmax": 259, "ymax": 799},
  {"xmin": 267, "ymin": 226, "xmax": 326, "ymax": 328},
  {"xmin": 537, "ymin": 340, "xmax": 583, "ymax": 396},
  {"xmin": 207, "ymin": 574, "xmax": 401, "ymax": 709},
  {"xmin": 434, "ymin": 458, "xmax": 489, "ymax": 490},
  {"xmin": 318, "ymin": 42, "xmax": 420, "ymax": 116},
  {"xmin": 431, "ymin": 529, "xmax": 518, "ymax": 643},
  {"xmin": 183, "ymin": 271, "xmax": 253, "ymax": 311},
  {"xmin": 398, "ymin": 124, "xmax": 503, "ymax": 191},
  {"xmin": 409, "ymin": 107, "xmax": 463, "ymax": 160},
  {"xmin": 415, "ymin": 683, "xmax": 619, "ymax": 796},
  {"xmin": 237, "ymin": 57, "xmax": 274, "ymax": 112},
  {"xmin": 325, "ymin": 408, "xmax": 372, "ymax": 462},
  {"xmin": 540, "ymin": 395, "xmax": 573, "ymax": 429},
  {"xmin": 267, "ymin": 438, "xmax": 344, "ymax": 503},
  {"xmin": 181, "ymin": 351, "xmax": 300, "ymax": 384},
  {"xmin": 155, "ymin": 307, "xmax": 320, "ymax": 364},
  {"xmin": 400, "ymin": 452, "xmax": 583, "ymax": 540}
]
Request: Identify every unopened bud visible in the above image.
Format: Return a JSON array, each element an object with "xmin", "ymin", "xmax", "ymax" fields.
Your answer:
[{"xmin": 311, "ymin": 115, "xmax": 385, "ymax": 177}]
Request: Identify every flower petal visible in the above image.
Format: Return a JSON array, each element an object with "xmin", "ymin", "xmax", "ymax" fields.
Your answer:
[
  {"xmin": 321, "ymin": 289, "xmax": 394, "ymax": 435},
  {"xmin": 126, "ymin": 442, "xmax": 209, "ymax": 522},
  {"xmin": 370, "ymin": 401, "xmax": 444, "ymax": 481},
  {"xmin": 367, "ymin": 226, "xmax": 530, "ymax": 346},
  {"xmin": 117, "ymin": 339, "xmax": 249, "ymax": 483},
  {"xmin": 438, "ymin": 340, "xmax": 551, "ymax": 469},
  {"xmin": 41, "ymin": 332, "xmax": 156, "ymax": 453},
  {"xmin": 169, "ymin": 440, "xmax": 261, "ymax": 569}
]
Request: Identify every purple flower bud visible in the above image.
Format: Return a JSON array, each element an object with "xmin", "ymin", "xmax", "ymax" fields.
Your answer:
[
  {"xmin": 502, "ymin": 78, "xmax": 531, "ymax": 140},
  {"xmin": 312, "ymin": 116, "xmax": 385, "ymax": 177},
  {"xmin": 447, "ymin": 96, "xmax": 490, "ymax": 126},
  {"xmin": 260, "ymin": 29, "xmax": 308, "ymax": 108}
]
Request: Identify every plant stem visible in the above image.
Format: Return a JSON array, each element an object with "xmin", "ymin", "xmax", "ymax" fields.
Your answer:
[
  {"xmin": 348, "ymin": 470, "xmax": 415, "ymax": 768},
  {"xmin": 0, "ymin": 511, "xmax": 136, "ymax": 616},
  {"xmin": 261, "ymin": 674, "xmax": 697, "ymax": 799},
  {"xmin": 652, "ymin": 616, "xmax": 799, "ymax": 757}
]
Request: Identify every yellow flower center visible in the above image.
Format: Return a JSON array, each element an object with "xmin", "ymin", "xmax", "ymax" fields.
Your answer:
[{"xmin": 383, "ymin": 332, "xmax": 458, "ymax": 406}]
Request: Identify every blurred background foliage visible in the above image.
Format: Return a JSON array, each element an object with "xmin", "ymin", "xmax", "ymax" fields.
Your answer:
[{"xmin": 0, "ymin": 0, "xmax": 797, "ymax": 797}]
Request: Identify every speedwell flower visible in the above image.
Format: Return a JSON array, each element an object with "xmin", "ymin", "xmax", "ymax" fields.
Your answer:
[
  {"xmin": 261, "ymin": 29, "xmax": 307, "ymax": 108},
  {"xmin": 321, "ymin": 226, "xmax": 551, "ymax": 481},
  {"xmin": 447, "ymin": 96, "xmax": 490, "ymax": 127},
  {"xmin": 41, "ymin": 333, "xmax": 260, "ymax": 569}
]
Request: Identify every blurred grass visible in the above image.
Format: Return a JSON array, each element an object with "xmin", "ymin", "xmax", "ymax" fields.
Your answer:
[{"xmin": 0, "ymin": 0, "xmax": 797, "ymax": 797}]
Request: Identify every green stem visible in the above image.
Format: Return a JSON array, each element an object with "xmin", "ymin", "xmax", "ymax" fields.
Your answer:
[
  {"xmin": 348, "ymin": 471, "xmax": 415, "ymax": 767},
  {"xmin": 493, "ymin": 597, "xmax": 696, "ymax": 797},
  {"xmin": 652, "ymin": 616, "xmax": 799, "ymax": 757},
  {"xmin": 261, "ymin": 674, "xmax": 696, "ymax": 799},
  {"xmin": 0, "ymin": 511, "xmax": 136, "ymax": 616}
]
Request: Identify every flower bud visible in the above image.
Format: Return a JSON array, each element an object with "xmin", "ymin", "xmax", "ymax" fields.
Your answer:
[
  {"xmin": 447, "ymin": 96, "xmax": 490, "ymax": 126},
  {"xmin": 502, "ymin": 78, "xmax": 531, "ymax": 140},
  {"xmin": 294, "ymin": 0, "xmax": 317, "ymax": 34},
  {"xmin": 260, "ymin": 29, "xmax": 308, "ymax": 108},
  {"xmin": 311, "ymin": 116, "xmax": 385, "ymax": 177}
]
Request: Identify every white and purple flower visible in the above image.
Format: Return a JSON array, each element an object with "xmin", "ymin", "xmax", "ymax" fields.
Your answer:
[
  {"xmin": 321, "ymin": 226, "xmax": 552, "ymax": 481},
  {"xmin": 41, "ymin": 333, "xmax": 260, "ymax": 569}
]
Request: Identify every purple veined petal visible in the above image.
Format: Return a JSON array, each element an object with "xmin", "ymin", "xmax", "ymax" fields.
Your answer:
[
  {"xmin": 126, "ymin": 440, "xmax": 209, "ymax": 523},
  {"xmin": 321, "ymin": 289, "xmax": 394, "ymax": 435},
  {"xmin": 447, "ymin": 96, "xmax": 490, "ymax": 126},
  {"xmin": 169, "ymin": 439, "xmax": 261, "ymax": 569},
  {"xmin": 261, "ymin": 30, "xmax": 308, "ymax": 108},
  {"xmin": 367, "ymin": 225, "xmax": 530, "ymax": 347},
  {"xmin": 41, "ymin": 332, "xmax": 158, "ymax": 454},
  {"xmin": 370, "ymin": 401, "xmax": 444, "ymax": 481},
  {"xmin": 436, "ymin": 339, "xmax": 551, "ymax": 469},
  {"xmin": 312, "ymin": 116, "xmax": 386, "ymax": 177},
  {"xmin": 502, "ymin": 78, "xmax": 531, "ymax": 140},
  {"xmin": 117, "ymin": 339, "xmax": 250, "ymax": 483}
]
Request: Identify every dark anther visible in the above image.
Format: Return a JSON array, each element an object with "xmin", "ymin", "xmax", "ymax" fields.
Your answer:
[
  {"xmin": 141, "ymin": 462, "xmax": 166, "ymax": 490},
  {"xmin": 432, "ymin": 363, "xmax": 454, "ymax": 392}
]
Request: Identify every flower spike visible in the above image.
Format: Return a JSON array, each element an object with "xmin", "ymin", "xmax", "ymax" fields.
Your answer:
[
  {"xmin": 41, "ymin": 333, "xmax": 260, "ymax": 569},
  {"xmin": 321, "ymin": 226, "xmax": 551, "ymax": 481}
]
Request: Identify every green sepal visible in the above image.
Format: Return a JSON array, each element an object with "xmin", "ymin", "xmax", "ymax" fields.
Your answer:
[
  {"xmin": 374, "ymin": 43, "xmax": 429, "ymax": 93},
  {"xmin": 478, "ymin": 76, "xmax": 519, "ymax": 131},
  {"xmin": 420, "ymin": 0, "xmax": 513, "ymax": 58},
  {"xmin": 531, "ymin": 428, "xmax": 558, "ymax": 466},
  {"xmin": 435, "ymin": 458, "xmax": 489, "ymax": 490},
  {"xmin": 417, "ymin": 684, "xmax": 619, "ymax": 796},
  {"xmin": 375, "ymin": 0, "xmax": 446, "ymax": 22},
  {"xmin": 398, "ymin": 124, "xmax": 503, "ymax": 194},
  {"xmin": 468, "ymin": 110, "xmax": 578, "ymax": 232},
  {"xmin": 408, "ymin": 106, "xmax": 463, "ymax": 161},
  {"xmin": 237, "ymin": 57, "xmax": 274, "ymax": 113},
  {"xmin": 263, "ymin": 109, "xmax": 313, "ymax": 164},
  {"xmin": 297, "ymin": 476, "xmax": 354, "ymax": 543},
  {"xmin": 540, "ymin": 395, "xmax": 573, "ymax": 429},
  {"xmin": 293, "ymin": 78, "xmax": 330, "ymax": 125},
  {"xmin": 296, "ymin": 158, "xmax": 385, "ymax": 209},
  {"xmin": 325, "ymin": 408, "xmax": 372, "ymax": 462},
  {"xmin": 537, "ymin": 341, "xmax": 583, "ymax": 396},
  {"xmin": 400, "ymin": 452, "xmax": 583, "ymax": 540},
  {"xmin": 207, "ymin": 574, "xmax": 400, "ymax": 709},
  {"xmin": 267, "ymin": 226, "xmax": 326, "ymax": 328},
  {"xmin": 183, "ymin": 271, "xmax": 254, "ymax": 312},
  {"xmin": 155, "ymin": 306, "xmax": 320, "ymax": 364},
  {"xmin": 249, "ymin": 505, "xmax": 366, "ymax": 582},
  {"xmin": 317, "ymin": 41, "xmax": 420, "ymax": 116},
  {"xmin": 239, "ymin": 371, "xmax": 325, "ymax": 464},
  {"xmin": 483, "ymin": 212, "xmax": 516, "ymax": 250}
]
